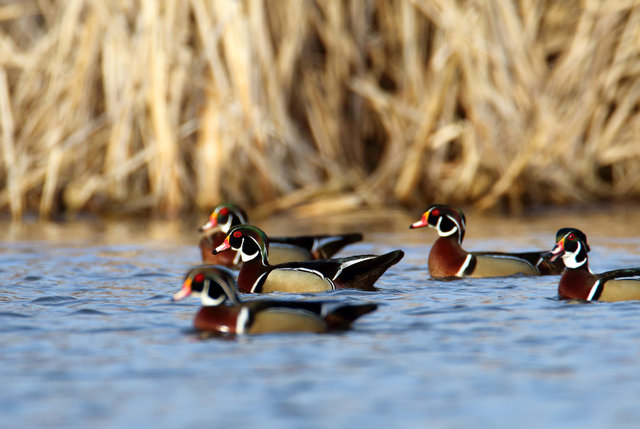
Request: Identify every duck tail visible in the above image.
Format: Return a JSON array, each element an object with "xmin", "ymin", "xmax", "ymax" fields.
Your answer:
[
  {"xmin": 312, "ymin": 233, "xmax": 364, "ymax": 259},
  {"xmin": 325, "ymin": 303, "xmax": 378, "ymax": 330},
  {"xmin": 337, "ymin": 250, "xmax": 404, "ymax": 291}
]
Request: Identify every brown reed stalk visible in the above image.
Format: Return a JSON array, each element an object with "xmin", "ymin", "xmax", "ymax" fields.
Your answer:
[
  {"xmin": 0, "ymin": 67, "xmax": 21, "ymax": 219},
  {"xmin": 0, "ymin": 0, "xmax": 639, "ymax": 220}
]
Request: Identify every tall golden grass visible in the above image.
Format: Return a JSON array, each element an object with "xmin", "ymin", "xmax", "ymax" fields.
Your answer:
[{"xmin": 0, "ymin": 0, "xmax": 639, "ymax": 220}]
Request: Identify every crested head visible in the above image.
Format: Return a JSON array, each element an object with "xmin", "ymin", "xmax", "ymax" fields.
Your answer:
[
  {"xmin": 549, "ymin": 228, "xmax": 590, "ymax": 269},
  {"xmin": 554, "ymin": 227, "xmax": 590, "ymax": 252},
  {"xmin": 173, "ymin": 265, "xmax": 240, "ymax": 306},
  {"xmin": 198, "ymin": 204, "xmax": 248, "ymax": 234},
  {"xmin": 214, "ymin": 225, "xmax": 270, "ymax": 265},
  {"xmin": 410, "ymin": 204, "xmax": 466, "ymax": 244}
]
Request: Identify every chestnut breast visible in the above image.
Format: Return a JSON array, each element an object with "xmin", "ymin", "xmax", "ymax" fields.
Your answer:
[
  {"xmin": 428, "ymin": 238, "xmax": 469, "ymax": 278},
  {"xmin": 558, "ymin": 269, "xmax": 597, "ymax": 300},
  {"xmin": 193, "ymin": 306, "xmax": 242, "ymax": 333}
]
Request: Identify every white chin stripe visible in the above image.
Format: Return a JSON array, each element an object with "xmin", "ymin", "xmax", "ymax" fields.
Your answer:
[
  {"xmin": 220, "ymin": 217, "xmax": 233, "ymax": 234},
  {"xmin": 200, "ymin": 294, "xmax": 225, "ymax": 306},
  {"xmin": 435, "ymin": 216, "xmax": 458, "ymax": 238},
  {"xmin": 562, "ymin": 242, "xmax": 586, "ymax": 269},
  {"xmin": 240, "ymin": 236, "xmax": 266, "ymax": 263},
  {"xmin": 199, "ymin": 282, "xmax": 227, "ymax": 306},
  {"xmin": 233, "ymin": 250, "xmax": 242, "ymax": 266},
  {"xmin": 241, "ymin": 249, "xmax": 259, "ymax": 263}
]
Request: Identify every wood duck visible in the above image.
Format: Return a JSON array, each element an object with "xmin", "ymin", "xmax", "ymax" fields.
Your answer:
[
  {"xmin": 212, "ymin": 225, "xmax": 404, "ymax": 293},
  {"xmin": 410, "ymin": 204, "xmax": 564, "ymax": 278},
  {"xmin": 198, "ymin": 204, "xmax": 363, "ymax": 267},
  {"xmin": 173, "ymin": 266, "xmax": 378, "ymax": 334},
  {"xmin": 549, "ymin": 228, "xmax": 640, "ymax": 302}
]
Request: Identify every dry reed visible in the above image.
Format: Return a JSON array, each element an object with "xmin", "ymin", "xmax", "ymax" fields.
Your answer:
[{"xmin": 0, "ymin": 0, "xmax": 639, "ymax": 220}]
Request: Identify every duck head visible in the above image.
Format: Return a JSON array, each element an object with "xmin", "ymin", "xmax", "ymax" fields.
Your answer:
[
  {"xmin": 198, "ymin": 204, "xmax": 248, "ymax": 234},
  {"xmin": 410, "ymin": 204, "xmax": 466, "ymax": 244},
  {"xmin": 173, "ymin": 266, "xmax": 240, "ymax": 306},
  {"xmin": 212, "ymin": 225, "xmax": 270, "ymax": 265},
  {"xmin": 549, "ymin": 228, "xmax": 590, "ymax": 269}
]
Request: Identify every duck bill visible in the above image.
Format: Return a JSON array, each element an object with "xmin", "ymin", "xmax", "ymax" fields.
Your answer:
[
  {"xmin": 173, "ymin": 279, "xmax": 192, "ymax": 301},
  {"xmin": 548, "ymin": 239, "xmax": 565, "ymax": 262},
  {"xmin": 213, "ymin": 237, "xmax": 231, "ymax": 255},
  {"xmin": 198, "ymin": 216, "xmax": 217, "ymax": 233},
  {"xmin": 410, "ymin": 213, "xmax": 429, "ymax": 229}
]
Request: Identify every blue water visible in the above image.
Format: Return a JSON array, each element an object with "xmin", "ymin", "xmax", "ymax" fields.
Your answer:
[{"xmin": 2, "ymin": 212, "xmax": 640, "ymax": 428}]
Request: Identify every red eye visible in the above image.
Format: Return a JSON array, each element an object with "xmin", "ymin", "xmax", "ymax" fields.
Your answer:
[
  {"xmin": 219, "ymin": 208, "xmax": 228, "ymax": 216},
  {"xmin": 568, "ymin": 233, "xmax": 575, "ymax": 240},
  {"xmin": 431, "ymin": 208, "xmax": 440, "ymax": 217},
  {"xmin": 194, "ymin": 273, "xmax": 205, "ymax": 283},
  {"xmin": 233, "ymin": 231, "xmax": 242, "ymax": 238}
]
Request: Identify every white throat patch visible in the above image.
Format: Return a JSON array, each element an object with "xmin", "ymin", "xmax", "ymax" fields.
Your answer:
[
  {"xmin": 562, "ymin": 241, "xmax": 586, "ymax": 269},
  {"xmin": 219, "ymin": 217, "xmax": 233, "ymax": 234},
  {"xmin": 198, "ymin": 280, "xmax": 226, "ymax": 306},
  {"xmin": 434, "ymin": 216, "xmax": 459, "ymax": 238},
  {"xmin": 237, "ymin": 236, "xmax": 263, "ymax": 263},
  {"xmin": 241, "ymin": 248, "xmax": 259, "ymax": 263}
]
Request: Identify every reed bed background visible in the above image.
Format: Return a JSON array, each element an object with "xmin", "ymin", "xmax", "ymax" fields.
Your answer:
[{"xmin": 0, "ymin": 0, "xmax": 639, "ymax": 220}]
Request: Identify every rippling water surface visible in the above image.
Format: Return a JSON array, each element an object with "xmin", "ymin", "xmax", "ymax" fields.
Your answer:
[{"xmin": 3, "ymin": 208, "xmax": 640, "ymax": 428}]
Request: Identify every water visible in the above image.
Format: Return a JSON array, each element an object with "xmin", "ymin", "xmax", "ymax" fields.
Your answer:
[{"xmin": 3, "ymin": 208, "xmax": 640, "ymax": 428}]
